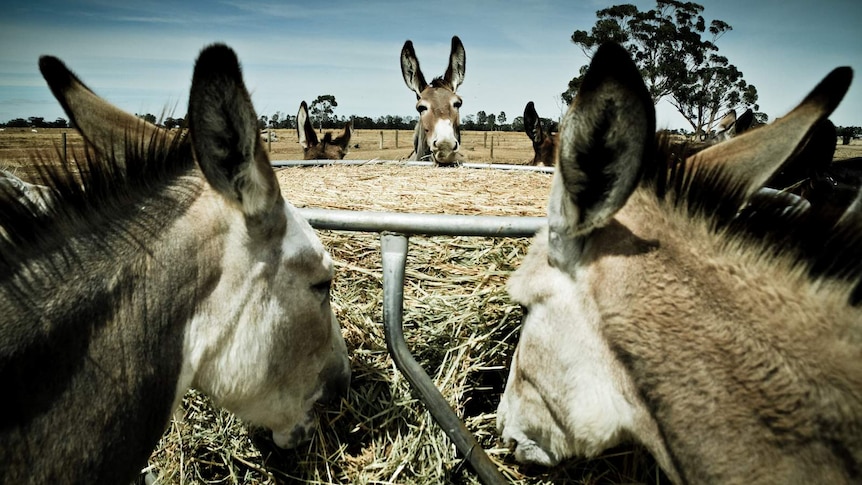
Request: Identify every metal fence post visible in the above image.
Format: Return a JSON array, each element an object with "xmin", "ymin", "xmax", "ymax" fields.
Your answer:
[{"xmin": 380, "ymin": 233, "xmax": 507, "ymax": 485}]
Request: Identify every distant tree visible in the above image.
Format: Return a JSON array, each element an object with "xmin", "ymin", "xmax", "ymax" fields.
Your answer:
[
  {"xmin": 277, "ymin": 114, "xmax": 294, "ymax": 129},
  {"xmin": 49, "ymin": 117, "xmax": 68, "ymax": 128},
  {"xmin": 486, "ymin": 113, "xmax": 497, "ymax": 131},
  {"xmin": 270, "ymin": 111, "xmax": 280, "ymax": 129},
  {"xmin": 7, "ymin": 118, "xmax": 28, "ymax": 128},
  {"xmin": 461, "ymin": 114, "xmax": 476, "ymax": 130},
  {"xmin": 563, "ymin": 1, "xmax": 758, "ymax": 137},
  {"xmin": 28, "ymin": 116, "xmax": 46, "ymax": 127},
  {"xmin": 497, "ymin": 111, "xmax": 507, "ymax": 130},
  {"xmin": 135, "ymin": 113, "xmax": 157, "ymax": 125},
  {"xmin": 310, "ymin": 95, "xmax": 337, "ymax": 130},
  {"xmin": 163, "ymin": 117, "xmax": 184, "ymax": 129},
  {"xmin": 837, "ymin": 126, "xmax": 862, "ymax": 145},
  {"xmin": 476, "ymin": 111, "xmax": 488, "ymax": 128},
  {"xmin": 511, "ymin": 116, "xmax": 525, "ymax": 132}
]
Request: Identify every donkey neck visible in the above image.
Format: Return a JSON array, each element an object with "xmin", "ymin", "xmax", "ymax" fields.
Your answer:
[{"xmin": 0, "ymin": 167, "xmax": 224, "ymax": 484}]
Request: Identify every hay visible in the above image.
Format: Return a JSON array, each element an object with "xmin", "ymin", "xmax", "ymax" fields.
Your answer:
[
  {"xmin": 147, "ymin": 163, "xmax": 667, "ymax": 484},
  {"xmin": 145, "ymin": 163, "xmax": 667, "ymax": 484}
]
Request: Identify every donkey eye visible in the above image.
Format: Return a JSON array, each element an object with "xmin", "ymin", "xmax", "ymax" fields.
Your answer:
[
  {"xmin": 453, "ymin": 100, "xmax": 462, "ymax": 109},
  {"xmin": 311, "ymin": 280, "xmax": 332, "ymax": 298},
  {"xmin": 416, "ymin": 105, "xmax": 428, "ymax": 113}
]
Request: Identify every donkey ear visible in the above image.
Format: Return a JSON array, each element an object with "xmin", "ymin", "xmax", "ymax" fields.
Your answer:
[
  {"xmin": 523, "ymin": 101, "xmax": 545, "ymax": 144},
  {"xmin": 444, "ymin": 36, "xmax": 466, "ymax": 92},
  {"xmin": 717, "ymin": 109, "xmax": 737, "ymax": 132},
  {"xmin": 735, "ymin": 108, "xmax": 755, "ymax": 134},
  {"xmin": 188, "ymin": 44, "xmax": 280, "ymax": 218},
  {"xmin": 400, "ymin": 40, "xmax": 428, "ymax": 95},
  {"xmin": 341, "ymin": 119, "xmax": 354, "ymax": 144},
  {"xmin": 39, "ymin": 55, "xmax": 167, "ymax": 167},
  {"xmin": 549, "ymin": 42, "xmax": 654, "ymax": 240},
  {"xmin": 296, "ymin": 101, "xmax": 318, "ymax": 149},
  {"xmin": 688, "ymin": 67, "xmax": 852, "ymax": 200}
]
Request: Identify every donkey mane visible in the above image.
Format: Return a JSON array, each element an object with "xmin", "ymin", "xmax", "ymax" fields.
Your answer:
[
  {"xmin": 428, "ymin": 76, "xmax": 453, "ymax": 90},
  {"xmin": 0, "ymin": 128, "xmax": 193, "ymax": 282},
  {"xmin": 651, "ymin": 135, "xmax": 862, "ymax": 305}
]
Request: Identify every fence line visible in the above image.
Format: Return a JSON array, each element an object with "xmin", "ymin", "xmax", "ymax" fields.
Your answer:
[{"xmin": 272, "ymin": 159, "xmax": 554, "ymax": 173}]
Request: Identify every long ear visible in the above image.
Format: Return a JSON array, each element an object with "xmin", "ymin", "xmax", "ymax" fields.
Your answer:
[
  {"xmin": 688, "ymin": 67, "xmax": 852, "ymax": 199},
  {"xmin": 188, "ymin": 44, "xmax": 280, "ymax": 218},
  {"xmin": 766, "ymin": 119, "xmax": 837, "ymax": 188},
  {"xmin": 340, "ymin": 119, "xmax": 354, "ymax": 145},
  {"xmin": 549, "ymin": 42, "xmax": 654, "ymax": 240},
  {"xmin": 444, "ymin": 36, "xmax": 466, "ymax": 92},
  {"xmin": 735, "ymin": 108, "xmax": 755, "ymax": 134},
  {"xmin": 38, "ymin": 56, "xmax": 167, "ymax": 166},
  {"xmin": 523, "ymin": 101, "xmax": 545, "ymax": 144},
  {"xmin": 296, "ymin": 101, "xmax": 318, "ymax": 148},
  {"xmin": 717, "ymin": 109, "xmax": 737, "ymax": 131},
  {"xmin": 401, "ymin": 40, "xmax": 427, "ymax": 95}
]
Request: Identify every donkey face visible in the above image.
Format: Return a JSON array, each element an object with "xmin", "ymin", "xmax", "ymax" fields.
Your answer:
[
  {"xmin": 296, "ymin": 100, "xmax": 353, "ymax": 160},
  {"xmin": 38, "ymin": 44, "xmax": 350, "ymax": 452},
  {"xmin": 182, "ymin": 45, "xmax": 350, "ymax": 449},
  {"xmin": 498, "ymin": 43, "xmax": 861, "ymax": 483},
  {"xmin": 523, "ymin": 101, "xmax": 557, "ymax": 167},
  {"xmin": 401, "ymin": 36, "xmax": 465, "ymax": 165}
]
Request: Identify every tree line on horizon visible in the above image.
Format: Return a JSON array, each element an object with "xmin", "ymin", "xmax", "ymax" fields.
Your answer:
[{"xmin": 4, "ymin": 2, "xmax": 861, "ymax": 143}]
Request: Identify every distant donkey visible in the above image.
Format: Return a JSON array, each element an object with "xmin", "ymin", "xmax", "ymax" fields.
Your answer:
[
  {"xmin": 707, "ymin": 108, "xmax": 757, "ymax": 143},
  {"xmin": 497, "ymin": 42, "xmax": 861, "ymax": 483},
  {"xmin": 296, "ymin": 100, "xmax": 353, "ymax": 160},
  {"xmin": 523, "ymin": 101, "xmax": 557, "ymax": 167},
  {"xmin": 0, "ymin": 44, "xmax": 350, "ymax": 484},
  {"xmin": 400, "ymin": 36, "xmax": 466, "ymax": 165}
]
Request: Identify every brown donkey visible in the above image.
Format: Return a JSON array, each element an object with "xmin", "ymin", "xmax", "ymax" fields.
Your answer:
[
  {"xmin": 296, "ymin": 100, "xmax": 353, "ymax": 160},
  {"xmin": 400, "ymin": 36, "xmax": 465, "ymax": 165},
  {"xmin": 497, "ymin": 42, "xmax": 861, "ymax": 483},
  {"xmin": 0, "ymin": 44, "xmax": 350, "ymax": 484},
  {"xmin": 523, "ymin": 101, "xmax": 557, "ymax": 166}
]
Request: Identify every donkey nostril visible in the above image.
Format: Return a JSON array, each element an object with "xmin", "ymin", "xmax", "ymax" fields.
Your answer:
[{"xmin": 453, "ymin": 141, "xmax": 460, "ymax": 151}]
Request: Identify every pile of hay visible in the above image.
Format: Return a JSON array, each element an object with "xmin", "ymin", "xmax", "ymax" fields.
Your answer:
[{"xmin": 147, "ymin": 163, "xmax": 666, "ymax": 484}]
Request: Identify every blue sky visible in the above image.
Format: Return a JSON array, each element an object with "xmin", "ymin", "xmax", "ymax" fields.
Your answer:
[{"xmin": 1, "ymin": 1, "xmax": 860, "ymax": 130}]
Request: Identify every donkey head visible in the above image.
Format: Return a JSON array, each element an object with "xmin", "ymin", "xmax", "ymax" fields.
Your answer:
[
  {"xmin": 39, "ymin": 44, "xmax": 351, "ymax": 451},
  {"xmin": 498, "ymin": 42, "xmax": 860, "ymax": 483},
  {"xmin": 523, "ymin": 101, "xmax": 557, "ymax": 167},
  {"xmin": 296, "ymin": 100, "xmax": 353, "ymax": 160},
  {"xmin": 401, "ymin": 36, "xmax": 465, "ymax": 165}
]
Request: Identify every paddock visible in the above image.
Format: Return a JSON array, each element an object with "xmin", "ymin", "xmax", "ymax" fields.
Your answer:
[{"xmin": 3, "ymin": 130, "xmax": 862, "ymax": 483}]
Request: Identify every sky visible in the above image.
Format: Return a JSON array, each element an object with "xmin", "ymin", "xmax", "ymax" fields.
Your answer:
[{"xmin": 0, "ymin": 0, "xmax": 860, "ymax": 131}]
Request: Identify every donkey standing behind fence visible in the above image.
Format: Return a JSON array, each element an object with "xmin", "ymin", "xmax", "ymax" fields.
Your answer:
[
  {"xmin": 0, "ymin": 44, "xmax": 350, "ymax": 484},
  {"xmin": 497, "ymin": 42, "xmax": 861, "ymax": 483},
  {"xmin": 523, "ymin": 101, "xmax": 557, "ymax": 167},
  {"xmin": 296, "ymin": 100, "xmax": 354, "ymax": 160},
  {"xmin": 400, "ymin": 36, "xmax": 466, "ymax": 165}
]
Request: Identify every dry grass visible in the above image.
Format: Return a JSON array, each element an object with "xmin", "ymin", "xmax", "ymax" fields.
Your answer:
[
  {"xmin": 138, "ymin": 164, "xmax": 669, "ymax": 484},
  {"xmin": 3, "ymin": 128, "xmax": 860, "ymax": 484}
]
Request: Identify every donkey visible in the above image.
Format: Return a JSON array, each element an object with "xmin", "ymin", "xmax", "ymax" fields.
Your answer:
[
  {"xmin": 523, "ymin": 101, "xmax": 557, "ymax": 167},
  {"xmin": 400, "ymin": 36, "xmax": 466, "ymax": 165},
  {"xmin": 0, "ymin": 43, "xmax": 351, "ymax": 484},
  {"xmin": 296, "ymin": 100, "xmax": 353, "ymax": 160},
  {"xmin": 497, "ymin": 42, "xmax": 862, "ymax": 484}
]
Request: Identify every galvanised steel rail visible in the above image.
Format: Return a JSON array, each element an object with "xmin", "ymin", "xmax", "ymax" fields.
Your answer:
[
  {"xmin": 300, "ymin": 207, "xmax": 546, "ymax": 485},
  {"xmin": 272, "ymin": 159, "xmax": 555, "ymax": 173},
  {"xmin": 298, "ymin": 208, "xmax": 545, "ymax": 237}
]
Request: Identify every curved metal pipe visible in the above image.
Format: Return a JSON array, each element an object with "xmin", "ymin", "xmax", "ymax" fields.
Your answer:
[{"xmin": 380, "ymin": 233, "xmax": 507, "ymax": 485}]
